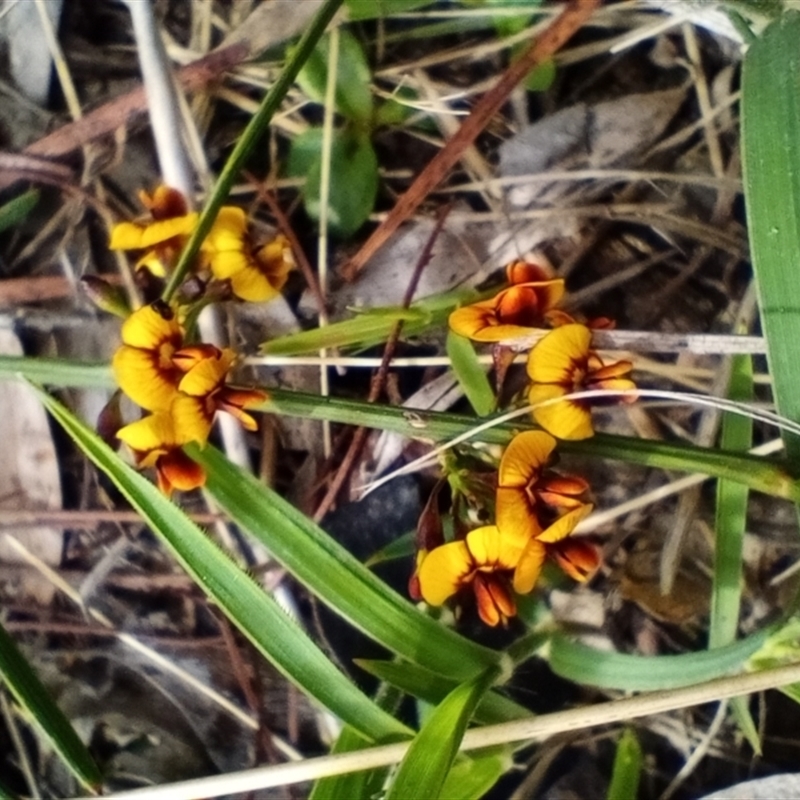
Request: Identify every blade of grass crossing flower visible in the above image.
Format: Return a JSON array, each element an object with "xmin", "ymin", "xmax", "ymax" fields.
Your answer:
[
  {"xmin": 550, "ymin": 625, "xmax": 775, "ymax": 691},
  {"xmin": 385, "ymin": 667, "xmax": 499, "ymax": 800},
  {"xmin": 0, "ymin": 619, "xmax": 102, "ymax": 792},
  {"xmin": 162, "ymin": 0, "xmax": 345, "ymax": 301},
  {"xmin": 309, "ymin": 726, "xmax": 390, "ymax": 800},
  {"xmin": 607, "ymin": 728, "xmax": 642, "ymax": 800},
  {"xmin": 446, "ymin": 332, "xmax": 495, "ymax": 416},
  {"xmin": 192, "ymin": 444, "xmax": 500, "ymax": 680},
  {"xmin": 34, "ymin": 388, "xmax": 408, "ymax": 743},
  {"xmin": 261, "ymin": 389, "xmax": 800, "ymax": 502},
  {"xmin": 710, "ymin": 354, "xmax": 760, "ymax": 751},
  {"xmin": 354, "ymin": 658, "xmax": 530, "ymax": 725},
  {"xmin": 741, "ymin": 11, "xmax": 800, "ymax": 462}
]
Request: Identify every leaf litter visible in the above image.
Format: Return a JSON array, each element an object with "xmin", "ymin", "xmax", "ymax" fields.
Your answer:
[{"xmin": 0, "ymin": 1, "xmax": 797, "ymax": 798}]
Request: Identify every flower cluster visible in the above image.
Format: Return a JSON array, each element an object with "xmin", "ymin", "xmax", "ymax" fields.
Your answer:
[
  {"xmin": 414, "ymin": 431, "xmax": 597, "ymax": 627},
  {"xmin": 112, "ymin": 303, "xmax": 265, "ymax": 495},
  {"xmin": 448, "ymin": 259, "xmax": 636, "ymax": 440},
  {"xmin": 109, "ymin": 186, "xmax": 294, "ymax": 302},
  {"xmin": 105, "ymin": 186, "xmax": 288, "ymax": 494}
]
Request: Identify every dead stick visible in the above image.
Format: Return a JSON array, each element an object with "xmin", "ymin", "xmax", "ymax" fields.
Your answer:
[
  {"xmin": 340, "ymin": 0, "xmax": 601, "ymax": 282},
  {"xmin": 313, "ymin": 206, "xmax": 452, "ymax": 522}
]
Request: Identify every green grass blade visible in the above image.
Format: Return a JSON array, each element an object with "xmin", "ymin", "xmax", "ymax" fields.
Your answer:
[
  {"xmin": 0, "ymin": 356, "xmax": 113, "ymax": 389},
  {"xmin": 192, "ymin": 444, "xmax": 500, "ymax": 679},
  {"xmin": 0, "ymin": 189, "xmax": 39, "ymax": 234},
  {"xmin": 607, "ymin": 728, "xmax": 642, "ymax": 800},
  {"xmin": 742, "ymin": 10, "xmax": 800, "ymax": 461},
  {"xmin": 438, "ymin": 749, "xmax": 510, "ymax": 800},
  {"xmin": 260, "ymin": 389, "xmax": 800, "ymax": 502},
  {"xmin": 309, "ymin": 726, "xmax": 389, "ymax": 800},
  {"xmin": 0, "ymin": 619, "xmax": 102, "ymax": 793},
  {"xmin": 354, "ymin": 658, "xmax": 530, "ymax": 724},
  {"xmin": 35, "ymin": 388, "xmax": 408, "ymax": 743},
  {"xmin": 446, "ymin": 332, "xmax": 495, "ymax": 416},
  {"xmin": 162, "ymin": 0, "xmax": 345, "ymax": 300},
  {"xmin": 550, "ymin": 625, "xmax": 775, "ymax": 691},
  {"xmin": 385, "ymin": 667, "xmax": 499, "ymax": 800},
  {"xmin": 710, "ymin": 354, "xmax": 753, "ymax": 647}
]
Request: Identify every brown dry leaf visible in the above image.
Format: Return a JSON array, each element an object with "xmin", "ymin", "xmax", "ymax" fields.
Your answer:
[{"xmin": 0, "ymin": 327, "xmax": 63, "ymax": 604}]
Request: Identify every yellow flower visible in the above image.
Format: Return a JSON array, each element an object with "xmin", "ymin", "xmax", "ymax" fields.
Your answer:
[
  {"xmin": 505, "ymin": 259, "xmax": 551, "ymax": 285},
  {"xmin": 112, "ymin": 303, "xmax": 185, "ymax": 412},
  {"xmin": 512, "ymin": 504, "xmax": 594, "ymax": 593},
  {"xmin": 204, "ymin": 208, "xmax": 294, "ymax": 302},
  {"xmin": 116, "ymin": 398, "xmax": 207, "ymax": 496},
  {"xmin": 496, "ymin": 430, "xmax": 591, "ymax": 546},
  {"xmin": 527, "ymin": 323, "xmax": 636, "ymax": 440},
  {"xmin": 175, "ymin": 345, "xmax": 267, "ymax": 433},
  {"xmin": 448, "ymin": 280, "xmax": 565, "ymax": 343},
  {"xmin": 418, "ymin": 525, "xmax": 522, "ymax": 627},
  {"xmin": 109, "ymin": 186, "xmax": 198, "ymax": 277}
]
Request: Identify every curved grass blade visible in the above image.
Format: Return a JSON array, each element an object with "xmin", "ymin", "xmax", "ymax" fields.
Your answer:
[
  {"xmin": 438, "ymin": 748, "xmax": 511, "ymax": 800},
  {"xmin": 550, "ymin": 625, "xmax": 776, "ymax": 692},
  {"xmin": 385, "ymin": 667, "xmax": 499, "ymax": 800},
  {"xmin": 354, "ymin": 658, "xmax": 530, "ymax": 725},
  {"xmin": 35, "ymin": 388, "xmax": 408, "ymax": 743},
  {"xmin": 742, "ymin": 10, "xmax": 800, "ymax": 461},
  {"xmin": 0, "ymin": 619, "xmax": 102, "ymax": 793},
  {"xmin": 192, "ymin": 444, "xmax": 500, "ymax": 680}
]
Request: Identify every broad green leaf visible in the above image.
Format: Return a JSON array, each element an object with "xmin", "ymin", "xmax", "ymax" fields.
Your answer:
[
  {"xmin": 35, "ymin": 388, "xmax": 408, "ymax": 743},
  {"xmin": 309, "ymin": 726, "xmax": 389, "ymax": 800},
  {"xmin": 346, "ymin": 0, "xmax": 433, "ymax": 21},
  {"xmin": 0, "ymin": 190, "xmax": 39, "ymax": 234},
  {"xmin": 550, "ymin": 625, "xmax": 775, "ymax": 691},
  {"xmin": 386, "ymin": 667, "xmax": 498, "ymax": 800},
  {"xmin": 355, "ymin": 658, "xmax": 530, "ymax": 724},
  {"xmin": 0, "ymin": 619, "xmax": 102, "ymax": 792},
  {"xmin": 446, "ymin": 332, "xmax": 495, "ymax": 416},
  {"xmin": 741, "ymin": 11, "xmax": 800, "ymax": 462},
  {"xmin": 438, "ymin": 749, "xmax": 511, "ymax": 800},
  {"xmin": 288, "ymin": 127, "xmax": 379, "ymax": 236},
  {"xmin": 607, "ymin": 728, "xmax": 642, "ymax": 800},
  {"xmin": 193, "ymin": 444, "xmax": 500, "ymax": 680},
  {"xmin": 296, "ymin": 29, "xmax": 373, "ymax": 123}
]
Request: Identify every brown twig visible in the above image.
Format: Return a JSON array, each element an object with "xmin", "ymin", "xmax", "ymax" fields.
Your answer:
[
  {"xmin": 340, "ymin": 0, "xmax": 601, "ymax": 281},
  {"xmin": 312, "ymin": 205, "xmax": 452, "ymax": 522}
]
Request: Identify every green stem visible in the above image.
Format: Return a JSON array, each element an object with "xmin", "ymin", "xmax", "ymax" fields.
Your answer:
[{"xmin": 162, "ymin": 0, "xmax": 345, "ymax": 302}]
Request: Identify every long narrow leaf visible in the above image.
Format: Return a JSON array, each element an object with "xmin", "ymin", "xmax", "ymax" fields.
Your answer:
[
  {"xmin": 0, "ymin": 619, "xmax": 102, "ymax": 792},
  {"xmin": 193, "ymin": 444, "xmax": 499, "ymax": 680},
  {"xmin": 550, "ymin": 625, "xmax": 775, "ymax": 691},
  {"xmin": 35, "ymin": 388, "xmax": 408, "ymax": 743},
  {"xmin": 607, "ymin": 728, "xmax": 642, "ymax": 800},
  {"xmin": 446, "ymin": 332, "xmax": 495, "ymax": 416},
  {"xmin": 385, "ymin": 667, "xmax": 498, "ymax": 800},
  {"xmin": 742, "ymin": 10, "xmax": 800, "ymax": 461}
]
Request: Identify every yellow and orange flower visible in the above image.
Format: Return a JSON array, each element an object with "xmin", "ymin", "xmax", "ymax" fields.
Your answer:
[
  {"xmin": 204, "ymin": 207, "xmax": 294, "ymax": 302},
  {"xmin": 417, "ymin": 525, "xmax": 521, "ymax": 626},
  {"xmin": 116, "ymin": 398, "xmax": 208, "ymax": 496},
  {"xmin": 505, "ymin": 259, "xmax": 552, "ymax": 285},
  {"xmin": 511, "ymin": 504, "xmax": 594, "ymax": 593},
  {"xmin": 112, "ymin": 303, "xmax": 185, "ymax": 412},
  {"xmin": 527, "ymin": 323, "xmax": 636, "ymax": 440},
  {"xmin": 448, "ymin": 280, "xmax": 565, "ymax": 343},
  {"xmin": 495, "ymin": 430, "xmax": 589, "ymax": 545},
  {"xmin": 175, "ymin": 344, "xmax": 266, "ymax": 434},
  {"xmin": 109, "ymin": 186, "xmax": 199, "ymax": 277}
]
